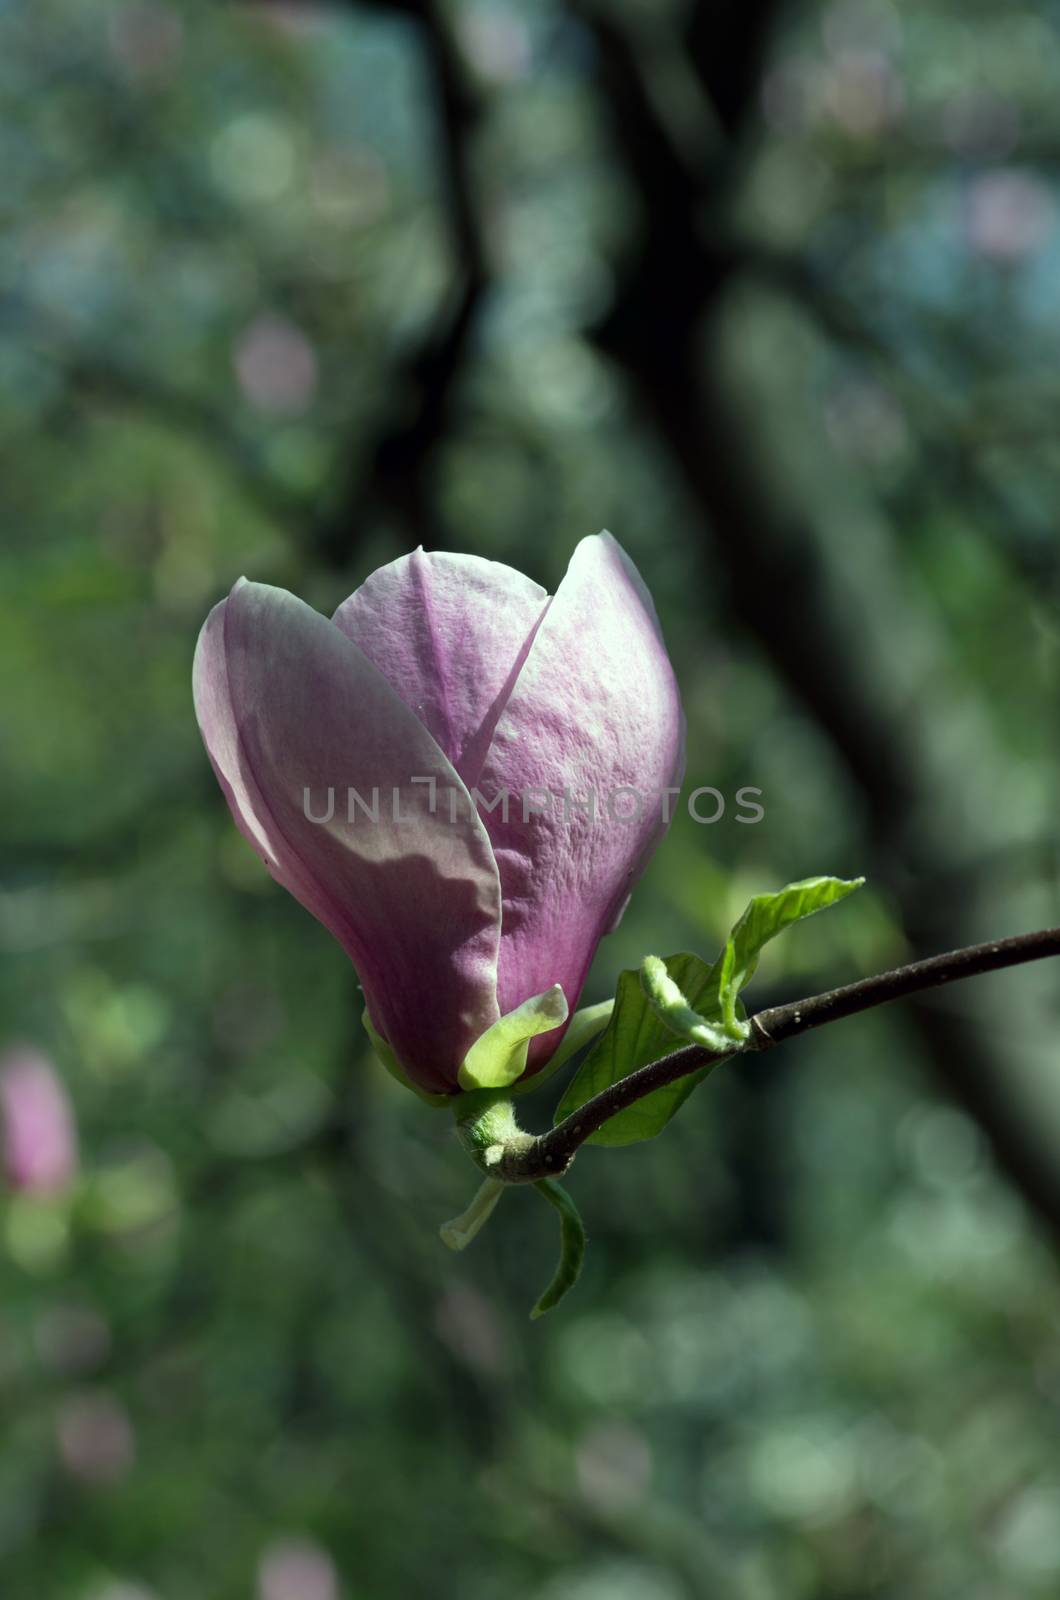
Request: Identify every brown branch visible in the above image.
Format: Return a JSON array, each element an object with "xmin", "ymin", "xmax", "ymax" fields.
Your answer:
[{"xmin": 487, "ymin": 927, "xmax": 1060, "ymax": 1183}]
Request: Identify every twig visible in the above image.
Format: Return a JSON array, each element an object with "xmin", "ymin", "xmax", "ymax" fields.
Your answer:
[{"xmin": 487, "ymin": 927, "xmax": 1060, "ymax": 1183}]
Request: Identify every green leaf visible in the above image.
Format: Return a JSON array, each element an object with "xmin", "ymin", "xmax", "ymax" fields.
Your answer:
[
  {"xmin": 553, "ymin": 952, "xmax": 730, "ymax": 1147},
  {"xmin": 551, "ymin": 877, "xmax": 864, "ymax": 1148},
  {"xmin": 640, "ymin": 953, "xmax": 743, "ymax": 1051},
  {"xmin": 722, "ymin": 875, "xmax": 864, "ymax": 1001},
  {"xmin": 529, "ymin": 1179, "xmax": 586, "ymax": 1318}
]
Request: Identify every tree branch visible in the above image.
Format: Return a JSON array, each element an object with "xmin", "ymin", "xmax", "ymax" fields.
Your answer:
[
  {"xmin": 484, "ymin": 927, "xmax": 1060, "ymax": 1184},
  {"xmin": 306, "ymin": 0, "xmax": 487, "ymax": 562}
]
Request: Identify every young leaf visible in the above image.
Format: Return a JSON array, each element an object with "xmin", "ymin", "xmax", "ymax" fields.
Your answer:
[
  {"xmin": 552, "ymin": 877, "xmax": 864, "ymax": 1148},
  {"xmin": 554, "ymin": 952, "xmax": 732, "ymax": 1146},
  {"xmin": 530, "ymin": 1179, "xmax": 587, "ymax": 1318},
  {"xmin": 723, "ymin": 875, "xmax": 864, "ymax": 1000},
  {"xmin": 640, "ymin": 953, "xmax": 744, "ymax": 1051}
]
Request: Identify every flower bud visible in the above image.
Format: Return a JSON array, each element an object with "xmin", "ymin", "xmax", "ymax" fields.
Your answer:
[{"xmin": 193, "ymin": 533, "xmax": 684, "ymax": 1095}]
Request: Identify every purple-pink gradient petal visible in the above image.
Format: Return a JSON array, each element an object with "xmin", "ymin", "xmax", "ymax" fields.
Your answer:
[
  {"xmin": 332, "ymin": 548, "xmax": 549, "ymax": 787},
  {"xmin": 193, "ymin": 580, "xmax": 502, "ymax": 1096},
  {"xmin": 193, "ymin": 534, "xmax": 684, "ymax": 1093},
  {"xmin": 477, "ymin": 533, "xmax": 686, "ymax": 1067},
  {"xmin": 0, "ymin": 1047, "xmax": 79, "ymax": 1195}
]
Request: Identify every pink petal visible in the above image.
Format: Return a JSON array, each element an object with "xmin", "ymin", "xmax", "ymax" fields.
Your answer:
[
  {"xmin": 331, "ymin": 548, "xmax": 549, "ymax": 787},
  {"xmin": 193, "ymin": 580, "xmax": 503, "ymax": 1095},
  {"xmin": 478, "ymin": 533, "xmax": 686, "ymax": 1063},
  {"xmin": 0, "ymin": 1047, "xmax": 78, "ymax": 1194}
]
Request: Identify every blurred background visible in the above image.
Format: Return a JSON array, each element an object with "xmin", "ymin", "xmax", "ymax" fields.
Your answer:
[{"xmin": 2, "ymin": 0, "xmax": 1060, "ymax": 1594}]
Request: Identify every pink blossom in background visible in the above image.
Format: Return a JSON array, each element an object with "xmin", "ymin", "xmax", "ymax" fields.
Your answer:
[
  {"xmin": 0, "ymin": 1047, "xmax": 78, "ymax": 1195},
  {"xmin": 107, "ymin": 2, "xmax": 185, "ymax": 82},
  {"xmin": 434, "ymin": 1283, "xmax": 509, "ymax": 1375},
  {"xmin": 234, "ymin": 315, "xmax": 318, "ymax": 415},
  {"xmin": 57, "ymin": 1390, "xmax": 135, "ymax": 1486},
  {"xmin": 966, "ymin": 169, "xmax": 1055, "ymax": 264},
  {"xmin": 576, "ymin": 1421, "xmax": 653, "ymax": 1515},
  {"xmin": 35, "ymin": 1302, "xmax": 112, "ymax": 1376},
  {"xmin": 258, "ymin": 1538, "xmax": 340, "ymax": 1600}
]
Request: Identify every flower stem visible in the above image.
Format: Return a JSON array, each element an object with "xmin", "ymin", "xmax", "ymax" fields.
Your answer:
[{"xmin": 452, "ymin": 1090, "xmax": 538, "ymax": 1174}]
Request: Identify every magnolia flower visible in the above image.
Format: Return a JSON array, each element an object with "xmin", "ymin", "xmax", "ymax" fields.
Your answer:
[
  {"xmin": 0, "ymin": 1046, "xmax": 79, "ymax": 1194},
  {"xmin": 193, "ymin": 533, "xmax": 684, "ymax": 1097}
]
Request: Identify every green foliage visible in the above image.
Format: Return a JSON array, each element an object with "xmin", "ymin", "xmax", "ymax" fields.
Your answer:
[
  {"xmin": 639, "ymin": 953, "xmax": 738, "ymax": 1053},
  {"xmin": 530, "ymin": 1179, "xmax": 587, "ymax": 1319},
  {"xmin": 710, "ymin": 875, "xmax": 865, "ymax": 1034},
  {"xmin": 556, "ymin": 878, "xmax": 863, "ymax": 1146},
  {"xmin": 554, "ymin": 953, "xmax": 728, "ymax": 1146}
]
